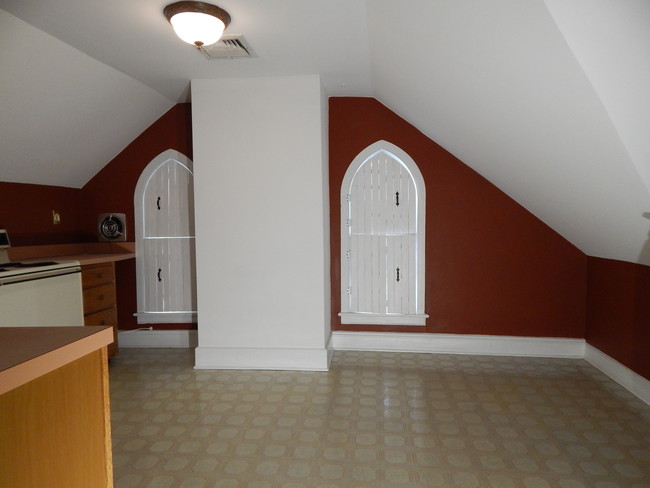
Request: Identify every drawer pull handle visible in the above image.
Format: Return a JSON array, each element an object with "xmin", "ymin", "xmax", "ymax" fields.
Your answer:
[
  {"xmin": 100, "ymin": 320, "xmax": 106, "ymax": 325},
  {"xmin": 97, "ymin": 273, "xmax": 104, "ymax": 279},
  {"xmin": 98, "ymin": 295, "xmax": 105, "ymax": 300},
  {"xmin": 158, "ymin": 268, "xmax": 162, "ymax": 282}
]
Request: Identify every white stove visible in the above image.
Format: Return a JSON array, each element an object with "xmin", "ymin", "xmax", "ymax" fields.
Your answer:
[{"xmin": 0, "ymin": 230, "xmax": 84, "ymax": 327}]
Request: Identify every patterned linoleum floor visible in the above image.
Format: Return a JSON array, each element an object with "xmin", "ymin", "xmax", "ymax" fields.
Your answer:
[{"xmin": 109, "ymin": 349, "xmax": 650, "ymax": 488}]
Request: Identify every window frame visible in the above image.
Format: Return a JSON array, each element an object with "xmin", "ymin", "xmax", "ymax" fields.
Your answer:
[
  {"xmin": 134, "ymin": 149, "xmax": 197, "ymax": 324},
  {"xmin": 339, "ymin": 140, "xmax": 428, "ymax": 326}
]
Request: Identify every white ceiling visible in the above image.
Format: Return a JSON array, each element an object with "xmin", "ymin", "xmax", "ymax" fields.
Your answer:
[{"xmin": 1, "ymin": 0, "xmax": 649, "ymax": 264}]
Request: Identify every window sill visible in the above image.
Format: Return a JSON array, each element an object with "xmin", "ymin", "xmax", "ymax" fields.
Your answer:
[
  {"xmin": 339, "ymin": 312, "xmax": 428, "ymax": 326},
  {"xmin": 135, "ymin": 312, "xmax": 197, "ymax": 324}
]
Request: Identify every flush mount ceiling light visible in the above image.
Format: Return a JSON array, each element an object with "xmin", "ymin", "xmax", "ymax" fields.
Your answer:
[{"xmin": 164, "ymin": 1, "xmax": 231, "ymax": 48}]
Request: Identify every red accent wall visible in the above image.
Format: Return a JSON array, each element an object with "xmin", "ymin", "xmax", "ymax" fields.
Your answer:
[
  {"xmin": 8, "ymin": 97, "xmax": 649, "ymax": 383},
  {"xmin": 330, "ymin": 98, "xmax": 587, "ymax": 337},
  {"xmin": 80, "ymin": 103, "xmax": 193, "ymax": 241},
  {"xmin": 0, "ymin": 182, "xmax": 84, "ymax": 246},
  {"xmin": 80, "ymin": 103, "xmax": 194, "ymax": 331},
  {"xmin": 586, "ymin": 257, "xmax": 650, "ymax": 380}
]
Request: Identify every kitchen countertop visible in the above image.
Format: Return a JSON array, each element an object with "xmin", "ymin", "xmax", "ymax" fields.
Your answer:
[
  {"xmin": 8, "ymin": 242, "xmax": 135, "ymax": 265},
  {"xmin": 0, "ymin": 326, "xmax": 113, "ymax": 395}
]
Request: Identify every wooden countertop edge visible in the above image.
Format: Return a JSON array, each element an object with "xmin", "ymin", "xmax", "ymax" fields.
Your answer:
[
  {"xmin": 64, "ymin": 253, "xmax": 135, "ymax": 266},
  {"xmin": 0, "ymin": 327, "xmax": 113, "ymax": 396},
  {"xmin": 8, "ymin": 242, "xmax": 135, "ymax": 263}
]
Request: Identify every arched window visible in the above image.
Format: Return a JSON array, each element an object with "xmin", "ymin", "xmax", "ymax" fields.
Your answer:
[
  {"xmin": 134, "ymin": 149, "xmax": 196, "ymax": 323},
  {"xmin": 340, "ymin": 141, "xmax": 427, "ymax": 325}
]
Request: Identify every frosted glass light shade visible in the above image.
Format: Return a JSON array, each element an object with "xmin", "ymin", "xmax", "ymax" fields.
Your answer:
[
  {"xmin": 164, "ymin": 2, "xmax": 231, "ymax": 47},
  {"xmin": 169, "ymin": 12, "xmax": 225, "ymax": 46}
]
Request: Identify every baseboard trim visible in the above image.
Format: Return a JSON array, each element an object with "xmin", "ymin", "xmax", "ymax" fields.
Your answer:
[
  {"xmin": 195, "ymin": 346, "xmax": 331, "ymax": 371},
  {"xmin": 332, "ymin": 331, "xmax": 585, "ymax": 358},
  {"xmin": 116, "ymin": 329, "xmax": 648, "ymax": 406},
  {"xmin": 118, "ymin": 329, "xmax": 197, "ymax": 348},
  {"xmin": 584, "ymin": 344, "xmax": 650, "ymax": 406}
]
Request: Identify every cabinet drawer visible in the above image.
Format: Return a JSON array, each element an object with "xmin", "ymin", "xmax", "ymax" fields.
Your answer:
[
  {"xmin": 84, "ymin": 308, "xmax": 119, "ymax": 358},
  {"xmin": 82, "ymin": 264, "xmax": 115, "ymax": 288},
  {"xmin": 83, "ymin": 283, "xmax": 116, "ymax": 315},
  {"xmin": 84, "ymin": 307, "xmax": 117, "ymax": 326}
]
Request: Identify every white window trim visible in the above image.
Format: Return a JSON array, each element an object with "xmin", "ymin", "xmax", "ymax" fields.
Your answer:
[
  {"xmin": 339, "ymin": 312, "xmax": 428, "ymax": 326},
  {"xmin": 339, "ymin": 140, "xmax": 428, "ymax": 326}
]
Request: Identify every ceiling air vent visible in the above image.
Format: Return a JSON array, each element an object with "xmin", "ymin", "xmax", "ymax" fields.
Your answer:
[{"xmin": 200, "ymin": 35, "xmax": 255, "ymax": 59}]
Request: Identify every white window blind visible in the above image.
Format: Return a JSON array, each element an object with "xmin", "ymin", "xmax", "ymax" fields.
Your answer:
[
  {"xmin": 340, "ymin": 141, "xmax": 427, "ymax": 325},
  {"xmin": 134, "ymin": 149, "xmax": 197, "ymax": 324}
]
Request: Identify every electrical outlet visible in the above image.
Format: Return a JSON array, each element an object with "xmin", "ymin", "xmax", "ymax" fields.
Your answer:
[{"xmin": 52, "ymin": 210, "xmax": 61, "ymax": 225}]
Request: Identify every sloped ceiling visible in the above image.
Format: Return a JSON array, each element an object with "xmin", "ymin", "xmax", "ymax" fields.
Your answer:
[
  {"xmin": 1, "ymin": 0, "xmax": 649, "ymax": 264},
  {"xmin": 367, "ymin": 0, "xmax": 650, "ymax": 263},
  {"xmin": 0, "ymin": 9, "xmax": 173, "ymax": 188}
]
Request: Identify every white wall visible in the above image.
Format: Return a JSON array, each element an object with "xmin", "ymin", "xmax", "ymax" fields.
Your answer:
[
  {"xmin": 544, "ymin": 0, "xmax": 650, "ymax": 201},
  {"xmin": 192, "ymin": 75, "xmax": 331, "ymax": 370}
]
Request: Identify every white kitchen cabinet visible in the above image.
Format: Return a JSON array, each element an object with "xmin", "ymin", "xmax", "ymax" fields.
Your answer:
[
  {"xmin": 134, "ymin": 149, "xmax": 197, "ymax": 323},
  {"xmin": 339, "ymin": 141, "xmax": 428, "ymax": 325}
]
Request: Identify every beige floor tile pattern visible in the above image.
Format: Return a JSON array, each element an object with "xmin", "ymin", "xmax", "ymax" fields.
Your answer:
[{"xmin": 109, "ymin": 349, "xmax": 650, "ymax": 488}]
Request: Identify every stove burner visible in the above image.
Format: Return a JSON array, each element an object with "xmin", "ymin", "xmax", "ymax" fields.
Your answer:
[{"xmin": 0, "ymin": 261, "xmax": 58, "ymax": 270}]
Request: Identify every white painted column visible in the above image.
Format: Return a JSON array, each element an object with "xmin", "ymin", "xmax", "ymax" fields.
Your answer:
[{"xmin": 191, "ymin": 76, "xmax": 331, "ymax": 370}]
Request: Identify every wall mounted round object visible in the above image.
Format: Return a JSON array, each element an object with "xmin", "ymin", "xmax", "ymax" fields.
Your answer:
[{"xmin": 97, "ymin": 213, "xmax": 126, "ymax": 241}]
